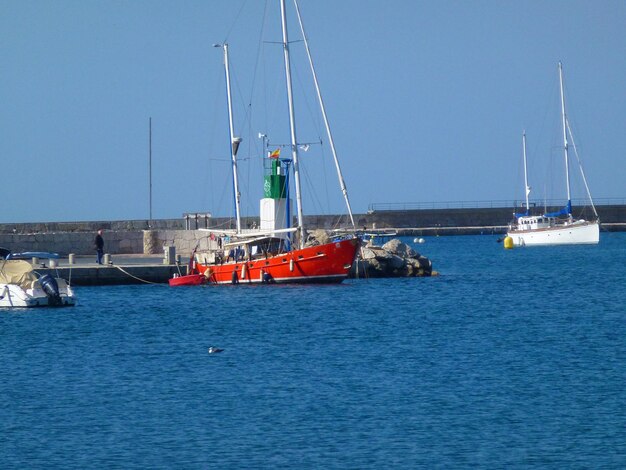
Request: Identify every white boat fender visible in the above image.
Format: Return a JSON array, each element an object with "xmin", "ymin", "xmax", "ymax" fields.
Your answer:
[
  {"xmin": 289, "ymin": 259, "xmax": 294, "ymax": 272},
  {"xmin": 241, "ymin": 264, "xmax": 246, "ymax": 279}
]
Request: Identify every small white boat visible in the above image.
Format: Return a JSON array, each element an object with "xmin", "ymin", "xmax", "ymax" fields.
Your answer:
[
  {"xmin": 0, "ymin": 259, "xmax": 75, "ymax": 308},
  {"xmin": 507, "ymin": 62, "xmax": 600, "ymax": 247}
]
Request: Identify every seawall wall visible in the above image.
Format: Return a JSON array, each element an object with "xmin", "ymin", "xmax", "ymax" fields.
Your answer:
[{"xmin": 1, "ymin": 205, "xmax": 624, "ymax": 256}]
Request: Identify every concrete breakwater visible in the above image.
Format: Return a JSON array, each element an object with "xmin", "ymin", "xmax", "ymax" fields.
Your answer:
[
  {"xmin": 0, "ymin": 225, "xmax": 477, "ymax": 258},
  {"xmin": 35, "ymin": 257, "xmax": 187, "ymax": 286},
  {"xmin": 0, "ymin": 230, "xmax": 211, "ymax": 257},
  {"xmin": 1, "ymin": 204, "xmax": 625, "ymax": 257}
]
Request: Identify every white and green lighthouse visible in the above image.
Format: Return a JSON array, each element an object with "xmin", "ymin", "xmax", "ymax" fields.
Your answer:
[{"xmin": 259, "ymin": 155, "xmax": 291, "ymax": 237}]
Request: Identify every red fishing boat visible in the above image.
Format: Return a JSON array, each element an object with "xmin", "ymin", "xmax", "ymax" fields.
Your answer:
[
  {"xmin": 195, "ymin": 236, "xmax": 359, "ymax": 285},
  {"xmin": 187, "ymin": 1, "xmax": 360, "ymax": 285}
]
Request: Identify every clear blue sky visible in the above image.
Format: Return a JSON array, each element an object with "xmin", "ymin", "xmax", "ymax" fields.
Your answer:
[{"xmin": 2, "ymin": 0, "xmax": 625, "ymax": 223}]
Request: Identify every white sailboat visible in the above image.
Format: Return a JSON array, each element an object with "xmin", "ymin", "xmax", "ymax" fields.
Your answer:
[{"xmin": 507, "ymin": 62, "xmax": 600, "ymax": 246}]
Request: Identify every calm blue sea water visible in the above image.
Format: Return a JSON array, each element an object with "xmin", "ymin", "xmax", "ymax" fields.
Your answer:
[{"xmin": 2, "ymin": 233, "xmax": 625, "ymax": 469}]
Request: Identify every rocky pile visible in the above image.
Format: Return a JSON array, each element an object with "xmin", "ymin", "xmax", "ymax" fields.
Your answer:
[
  {"xmin": 350, "ymin": 238, "xmax": 433, "ymax": 278},
  {"xmin": 304, "ymin": 231, "xmax": 434, "ymax": 278}
]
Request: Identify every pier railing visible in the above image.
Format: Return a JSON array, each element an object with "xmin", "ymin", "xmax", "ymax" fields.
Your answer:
[{"xmin": 367, "ymin": 198, "xmax": 626, "ymax": 213}]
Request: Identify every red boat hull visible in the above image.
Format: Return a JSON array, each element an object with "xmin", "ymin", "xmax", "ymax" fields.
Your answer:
[
  {"xmin": 195, "ymin": 237, "xmax": 359, "ymax": 285},
  {"xmin": 168, "ymin": 273, "xmax": 207, "ymax": 286}
]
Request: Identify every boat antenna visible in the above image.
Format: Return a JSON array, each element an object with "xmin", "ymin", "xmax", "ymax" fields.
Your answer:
[
  {"xmin": 216, "ymin": 43, "xmax": 242, "ymax": 234},
  {"xmin": 558, "ymin": 61, "xmax": 573, "ymax": 218},
  {"xmin": 522, "ymin": 130, "xmax": 530, "ymax": 215},
  {"xmin": 280, "ymin": 0, "xmax": 305, "ymax": 248},
  {"xmin": 293, "ymin": 0, "xmax": 355, "ymax": 229}
]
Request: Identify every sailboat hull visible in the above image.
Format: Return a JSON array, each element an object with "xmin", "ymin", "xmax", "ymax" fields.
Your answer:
[
  {"xmin": 507, "ymin": 220, "xmax": 599, "ymax": 246},
  {"xmin": 195, "ymin": 237, "xmax": 360, "ymax": 285}
]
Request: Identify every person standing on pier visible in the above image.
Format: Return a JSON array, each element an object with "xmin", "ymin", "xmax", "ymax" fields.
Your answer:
[{"xmin": 94, "ymin": 229, "xmax": 104, "ymax": 264}]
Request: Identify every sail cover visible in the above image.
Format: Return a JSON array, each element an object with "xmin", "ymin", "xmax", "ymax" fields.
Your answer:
[{"xmin": 543, "ymin": 201, "xmax": 572, "ymax": 218}]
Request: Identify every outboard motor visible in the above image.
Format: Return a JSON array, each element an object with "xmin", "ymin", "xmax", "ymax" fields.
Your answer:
[{"xmin": 39, "ymin": 274, "xmax": 62, "ymax": 306}]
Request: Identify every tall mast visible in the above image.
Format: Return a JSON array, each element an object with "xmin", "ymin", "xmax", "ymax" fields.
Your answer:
[
  {"xmin": 218, "ymin": 43, "xmax": 242, "ymax": 233},
  {"xmin": 293, "ymin": 0, "xmax": 355, "ymax": 229},
  {"xmin": 149, "ymin": 117, "xmax": 153, "ymax": 226},
  {"xmin": 522, "ymin": 130, "xmax": 530, "ymax": 214},
  {"xmin": 558, "ymin": 61, "xmax": 572, "ymax": 216},
  {"xmin": 280, "ymin": 0, "xmax": 305, "ymax": 248}
]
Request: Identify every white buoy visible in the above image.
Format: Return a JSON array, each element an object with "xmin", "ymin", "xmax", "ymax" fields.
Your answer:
[{"xmin": 414, "ymin": 237, "xmax": 425, "ymax": 244}]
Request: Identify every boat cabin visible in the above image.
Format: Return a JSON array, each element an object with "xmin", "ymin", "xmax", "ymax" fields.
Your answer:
[
  {"xmin": 517, "ymin": 216, "xmax": 555, "ymax": 230},
  {"xmin": 195, "ymin": 235, "xmax": 292, "ymax": 265}
]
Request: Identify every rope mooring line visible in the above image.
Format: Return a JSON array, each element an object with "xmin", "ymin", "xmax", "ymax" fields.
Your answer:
[{"xmin": 113, "ymin": 265, "xmax": 161, "ymax": 285}]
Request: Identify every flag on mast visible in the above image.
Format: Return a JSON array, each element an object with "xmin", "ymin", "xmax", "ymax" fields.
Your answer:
[{"xmin": 269, "ymin": 148, "xmax": 280, "ymax": 159}]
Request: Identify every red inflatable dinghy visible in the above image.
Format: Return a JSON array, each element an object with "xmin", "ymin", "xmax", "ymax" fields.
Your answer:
[{"xmin": 168, "ymin": 273, "xmax": 207, "ymax": 286}]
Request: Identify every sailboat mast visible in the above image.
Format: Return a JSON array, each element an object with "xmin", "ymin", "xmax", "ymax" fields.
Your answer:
[
  {"xmin": 280, "ymin": 0, "xmax": 305, "ymax": 249},
  {"xmin": 522, "ymin": 130, "xmax": 530, "ymax": 213},
  {"xmin": 293, "ymin": 0, "xmax": 355, "ymax": 229},
  {"xmin": 221, "ymin": 43, "xmax": 242, "ymax": 233},
  {"xmin": 558, "ymin": 61, "xmax": 572, "ymax": 215}
]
